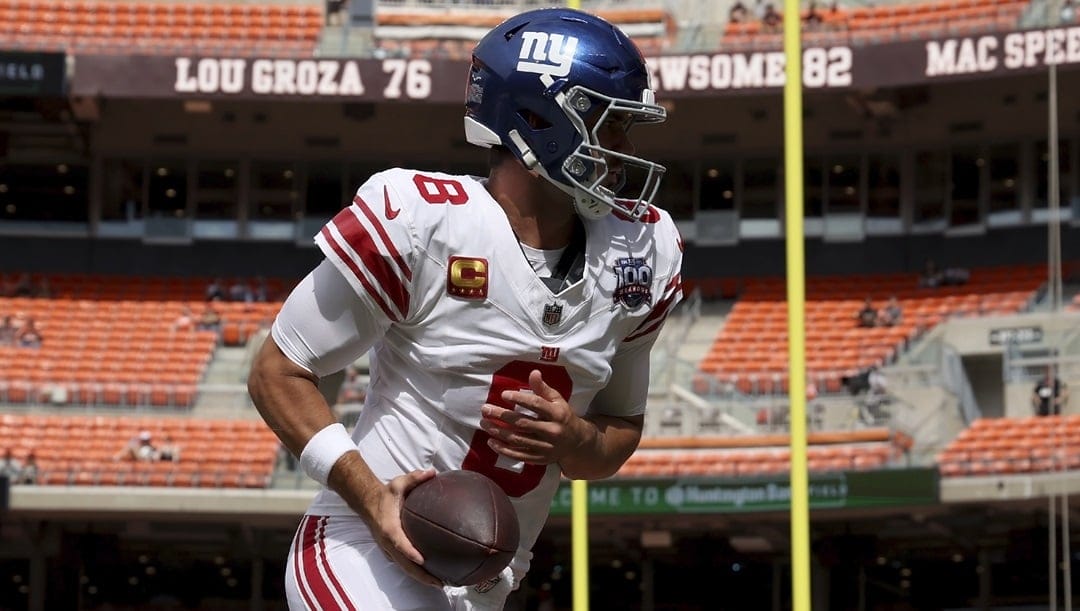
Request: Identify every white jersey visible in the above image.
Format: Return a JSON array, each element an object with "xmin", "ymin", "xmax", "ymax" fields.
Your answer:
[{"xmin": 303, "ymin": 168, "xmax": 682, "ymax": 574}]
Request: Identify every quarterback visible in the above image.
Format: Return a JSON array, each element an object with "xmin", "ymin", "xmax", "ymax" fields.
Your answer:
[{"xmin": 248, "ymin": 8, "xmax": 684, "ymax": 610}]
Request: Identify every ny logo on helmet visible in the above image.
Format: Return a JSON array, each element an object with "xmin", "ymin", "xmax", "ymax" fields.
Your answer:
[{"xmin": 517, "ymin": 32, "xmax": 578, "ymax": 78}]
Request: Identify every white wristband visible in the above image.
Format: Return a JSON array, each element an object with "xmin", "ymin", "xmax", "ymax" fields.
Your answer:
[{"xmin": 299, "ymin": 423, "xmax": 359, "ymax": 487}]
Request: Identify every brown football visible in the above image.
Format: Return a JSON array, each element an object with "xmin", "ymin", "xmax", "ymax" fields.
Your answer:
[{"xmin": 400, "ymin": 470, "xmax": 520, "ymax": 587}]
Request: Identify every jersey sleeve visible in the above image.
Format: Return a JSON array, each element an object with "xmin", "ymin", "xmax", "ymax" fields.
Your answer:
[
  {"xmin": 621, "ymin": 211, "xmax": 684, "ymax": 346},
  {"xmin": 271, "ymin": 258, "xmax": 390, "ymax": 378},
  {"xmin": 314, "ymin": 170, "xmax": 418, "ymax": 324},
  {"xmin": 589, "ymin": 338, "xmax": 652, "ymax": 417},
  {"xmin": 592, "ymin": 211, "xmax": 685, "ymax": 418}
]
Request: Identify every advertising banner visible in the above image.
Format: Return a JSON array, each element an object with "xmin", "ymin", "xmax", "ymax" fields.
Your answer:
[
  {"xmin": 0, "ymin": 51, "xmax": 66, "ymax": 96},
  {"xmin": 548, "ymin": 468, "xmax": 939, "ymax": 516}
]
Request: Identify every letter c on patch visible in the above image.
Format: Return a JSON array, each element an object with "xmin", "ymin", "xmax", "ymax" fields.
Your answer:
[{"xmin": 447, "ymin": 256, "xmax": 489, "ymax": 299}]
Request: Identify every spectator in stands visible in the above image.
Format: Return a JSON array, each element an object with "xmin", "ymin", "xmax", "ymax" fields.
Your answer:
[
  {"xmin": 729, "ymin": 1, "xmax": 749, "ymax": 22},
  {"xmin": 1032, "ymin": 368, "xmax": 1069, "ymax": 416},
  {"xmin": 856, "ymin": 298, "xmax": 878, "ymax": 328},
  {"xmin": 752, "ymin": 0, "xmax": 768, "ymax": 20},
  {"xmin": 205, "ymin": 278, "xmax": 226, "ymax": 302},
  {"xmin": 942, "ymin": 266, "xmax": 970, "ymax": 286},
  {"xmin": 17, "ymin": 452, "xmax": 38, "ymax": 485},
  {"xmin": 196, "ymin": 302, "xmax": 223, "ymax": 333},
  {"xmin": 921, "ymin": 258, "xmax": 970, "ymax": 288},
  {"xmin": 804, "ymin": 1, "xmax": 823, "ymax": 27},
  {"xmin": 919, "ymin": 258, "xmax": 944, "ymax": 288},
  {"xmin": 7, "ymin": 273, "xmax": 32, "ymax": 297},
  {"xmin": 33, "ymin": 277, "xmax": 53, "ymax": 298},
  {"xmin": 762, "ymin": 3, "xmax": 782, "ymax": 30},
  {"xmin": 0, "ymin": 448, "xmax": 21, "ymax": 480},
  {"xmin": 865, "ymin": 367, "xmax": 890, "ymax": 413},
  {"xmin": 156, "ymin": 434, "xmax": 180, "ymax": 462},
  {"xmin": 15, "ymin": 317, "xmax": 43, "ymax": 348},
  {"xmin": 756, "ymin": 403, "xmax": 789, "ymax": 431},
  {"xmin": 172, "ymin": 306, "xmax": 195, "ymax": 332},
  {"xmin": 115, "ymin": 431, "xmax": 158, "ymax": 462},
  {"xmin": 326, "ymin": 0, "xmax": 348, "ymax": 26},
  {"xmin": 0, "ymin": 315, "xmax": 16, "ymax": 346},
  {"xmin": 229, "ymin": 279, "xmax": 254, "ymax": 303},
  {"xmin": 253, "ymin": 276, "xmax": 270, "ymax": 302},
  {"xmin": 878, "ymin": 296, "xmax": 902, "ymax": 327}
]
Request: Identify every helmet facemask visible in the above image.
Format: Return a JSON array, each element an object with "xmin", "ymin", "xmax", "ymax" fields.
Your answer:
[{"xmin": 555, "ymin": 85, "xmax": 667, "ymax": 221}]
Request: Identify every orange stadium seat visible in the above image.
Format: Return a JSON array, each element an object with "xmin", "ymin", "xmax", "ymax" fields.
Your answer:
[
  {"xmin": 0, "ymin": 0, "xmax": 322, "ymax": 57},
  {"xmin": 938, "ymin": 415, "xmax": 1080, "ymax": 478},
  {"xmin": 619, "ymin": 429, "xmax": 906, "ymax": 478},
  {"xmin": 696, "ymin": 265, "xmax": 1045, "ymax": 397},
  {"xmin": 0, "ymin": 414, "xmax": 280, "ymax": 488},
  {"xmin": 0, "ymin": 273, "xmax": 284, "ymax": 408}
]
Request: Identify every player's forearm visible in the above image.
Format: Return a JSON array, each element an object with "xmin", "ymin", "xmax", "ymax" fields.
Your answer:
[{"xmin": 558, "ymin": 414, "xmax": 642, "ymax": 480}]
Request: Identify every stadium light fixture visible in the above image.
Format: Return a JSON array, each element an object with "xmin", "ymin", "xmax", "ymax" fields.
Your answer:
[
  {"xmin": 639, "ymin": 529, "xmax": 672, "ymax": 548},
  {"xmin": 183, "ymin": 100, "xmax": 212, "ymax": 113},
  {"xmin": 729, "ymin": 535, "xmax": 773, "ymax": 553}
]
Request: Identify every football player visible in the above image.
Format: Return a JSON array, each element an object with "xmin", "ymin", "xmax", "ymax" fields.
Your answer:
[{"xmin": 248, "ymin": 7, "xmax": 684, "ymax": 610}]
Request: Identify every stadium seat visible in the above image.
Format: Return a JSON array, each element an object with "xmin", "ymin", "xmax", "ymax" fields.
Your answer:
[
  {"xmin": 1, "ymin": 0, "xmax": 323, "ymax": 57},
  {"xmin": 0, "ymin": 414, "xmax": 279, "ymax": 489},
  {"xmin": 696, "ymin": 265, "xmax": 1044, "ymax": 398},
  {"xmin": 938, "ymin": 416, "xmax": 1080, "ymax": 477}
]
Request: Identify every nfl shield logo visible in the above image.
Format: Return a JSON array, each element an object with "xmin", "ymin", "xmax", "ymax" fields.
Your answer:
[{"xmin": 542, "ymin": 302, "xmax": 563, "ymax": 326}]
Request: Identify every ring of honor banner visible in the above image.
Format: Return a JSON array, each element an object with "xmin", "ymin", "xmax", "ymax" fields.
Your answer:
[{"xmin": 71, "ymin": 25, "xmax": 1080, "ymax": 102}]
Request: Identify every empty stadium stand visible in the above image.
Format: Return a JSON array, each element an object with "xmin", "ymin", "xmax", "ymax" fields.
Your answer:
[
  {"xmin": 722, "ymin": 0, "xmax": 1031, "ymax": 50},
  {"xmin": 618, "ymin": 426, "xmax": 912, "ymax": 477},
  {"xmin": 372, "ymin": 4, "xmax": 675, "ymax": 59},
  {"xmin": 692, "ymin": 265, "xmax": 1045, "ymax": 396},
  {"xmin": 0, "ymin": 273, "xmax": 285, "ymax": 408},
  {"xmin": 0, "ymin": 413, "xmax": 279, "ymax": 487},
  {"xmin": 936, "ymin": 414, "xmax": 1080, "ymax": 476},
  {"xmin": 0, "ymin": 0, "xmax": 323, "ymax": 57}
]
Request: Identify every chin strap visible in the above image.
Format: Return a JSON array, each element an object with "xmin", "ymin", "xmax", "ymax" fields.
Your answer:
[
  {"xmin": 507, "ymin": 129, "xmax": 539, "ymax": 170},
  {"xmin": 572, "ymin": 192, "xmax": 610, "ymax": 220}
]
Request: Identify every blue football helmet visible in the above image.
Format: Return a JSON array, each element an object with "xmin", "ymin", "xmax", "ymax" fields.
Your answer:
[{"xmin": 464, "ymin": 8, "xmax": 667, "ymax": 221}]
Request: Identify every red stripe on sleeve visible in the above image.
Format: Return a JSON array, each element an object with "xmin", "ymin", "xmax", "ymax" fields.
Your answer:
[
  {"xmin": 624, "ymin": 314, "xmax": 670, "ymax": 343},
  {"xmin": 353, "ymin": 195, "xmax": 412, "ymax": 282},
  {"xmin": 625, "ymin": 276, "xmax": 681, "ymax": 336},
  {"xmin": 320, "ymin": 226, "xmax": 400, "ymax": 321},
  {"xmin": 624, "ymin": 276, "xmax": 682, "ymax": 342},
  {"xmin": 330, "ymin": 206, "xmax": 410, "ymax": 317}
]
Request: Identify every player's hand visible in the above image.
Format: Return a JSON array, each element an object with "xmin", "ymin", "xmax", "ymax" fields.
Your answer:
[
  {"xmin": 368, "ymin": 469, "xmax": 444, "ymax": 588},
  {"xmin": 479, "ymin": 369, "xmax": 588, "ymax": 465}
]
